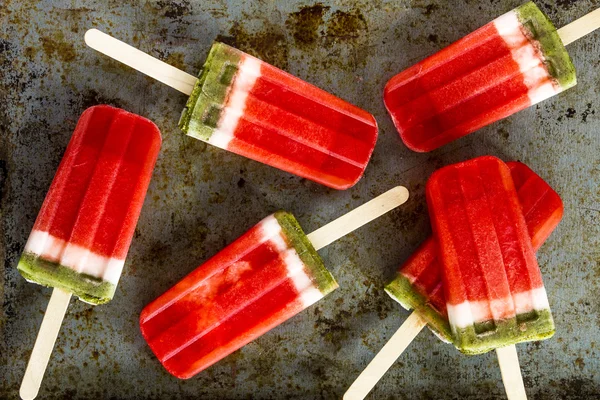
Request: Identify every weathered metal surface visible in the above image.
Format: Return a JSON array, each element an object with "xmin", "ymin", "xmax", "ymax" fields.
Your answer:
[{"xmin": 1, "ymin": 0, "xmax": 598, "ymax": 398}]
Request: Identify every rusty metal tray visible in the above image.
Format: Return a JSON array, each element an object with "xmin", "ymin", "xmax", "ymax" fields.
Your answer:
[{"xmin": 1, "ymin": 0, "xmax": 598, "ymax": 398}]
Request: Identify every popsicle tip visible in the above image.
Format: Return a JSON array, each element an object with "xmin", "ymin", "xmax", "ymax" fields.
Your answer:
[
  {"xmin": 342, "ymin": 391, "xmax": 360, "ymax": 400},
  {"xmin": 84, "ymin": 28, "xmax": 102, "ymax": 46},
  {"xmin": 19, "ymin": 384, "xmax": 38, "ymax": 400},
  {"xmin": 391, "ymin": 185, "xmax": 409, "ymax": 203}
]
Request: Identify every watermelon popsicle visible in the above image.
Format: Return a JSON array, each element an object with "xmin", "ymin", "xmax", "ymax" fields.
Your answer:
[
  {"xmin": 427, "ymin": 156, "xmax": 554, "ymax": 353},
  {"xmin": 140, "ymin": 211, "xmax": 337, "ymax": 379},
  {"xmin": 344, "ymin": 160, "xmax": 562, "ymax": 400},
  {"xmin": 84, "ymin": 30, "xmax": 378, "ymax": 190},
  {"xmin": 384, "ymin": 2, "xmax": 600, "ymax": 152},
  {"xmin": 140, "ymin": 186, "xmax": 409, "ymax": 379},
  {"xmin": 17, "ymin": 105, "xmax": 162, "ymax": 304},
  {"xmin": 385, "ymin": 161, "xmax": 564, "ymax": 342},
  {"xmin": 18, "ymin": 105, "xmax": 161, "ymax": 399}
]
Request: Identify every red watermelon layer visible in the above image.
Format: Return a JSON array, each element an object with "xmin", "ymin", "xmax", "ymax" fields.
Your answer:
[
  {"xmin": 29, "ymin": 105, "xmax": 161, "ymax": 260},
  {"xmin": 224, "ymin": 55, "xmax": 378, "ymax": 190},
  {"xmin": 385, "ymin": 21, "xmax": 533, "ymax": 152},
  {"xmin": 428, "ymin": 157, "xmax": 540, "ymax": 314}
]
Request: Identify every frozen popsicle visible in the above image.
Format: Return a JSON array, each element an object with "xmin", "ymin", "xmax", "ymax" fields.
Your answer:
[
  {"xmin": 140, "ymin": 211, "xmax": 337, "ymax": 379},
  {"xmin": 140, "ymin": 186, "xmax": 409, "ymax": 379},
  {"xmin": 17, "ymin": 105, "xmax": 162, "ymax": 304},
  {"xmin": 384, "ymin": 2, "xmax": 600, "ymax": 152},
  {"xmin": 344, "ymin": 160, "xmax": 562, "ymax": 400},
  {"xmin": 427, "ymin": 156, "xmax": 554, "ymax": 354},
  {"xmin": 18, "ymin": 105, "xmax": 161, "ymax": 399},
  {"xmin": 385, "ymin": 161, "xmax": 563, "ymax": 341},
  {"xmin": 84, "ymin": 30, "xmax": 378, "ymax": 190}
]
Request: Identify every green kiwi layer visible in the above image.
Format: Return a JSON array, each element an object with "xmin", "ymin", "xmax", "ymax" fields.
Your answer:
[
  {"xmin": 17, "ymin": 252, "xmax": 115, "ymax": 305},
  {"xmin": 515, "ymin": 2, "xmax": 576, "ymax": 90},
  {"xmin": 274, "ymin": 211, "xmax": 338, "ymax": 296},
  {"xmin": 452, "ymin": 308, "xmax": 555, "ymax": 355},
  {"xmin": 385, "ymin": 274, "xmax": 452, "ymax": 342},
  {"xmin": 178, "ymin": 42, "xmax": 242, "ymax": 142}
]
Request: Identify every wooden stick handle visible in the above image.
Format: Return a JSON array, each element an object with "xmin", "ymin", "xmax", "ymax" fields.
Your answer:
[
  {"xmin": 84, "ymin": 29, "xmax": 197, "ymax": 95},
  {"xmin": 20, "ymin": 288, "xmax": 72, "ymax": 400},
  {"xmin": 343, "ymin": 312, "xmax": 427, "ymax": 400},
  {"xmin": 307, "ymin": 186, "xmax": 409, "ymax": 251},
  {"xmin": 558, "ymin": 7, "xmax": 600, "ymax": 46},
  {"xmin": 496, "ymin": 345, "xmax": 528, "ymax": 400}
]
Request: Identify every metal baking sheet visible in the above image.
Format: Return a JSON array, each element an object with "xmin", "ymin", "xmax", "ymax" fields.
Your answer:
[{"xmin": 1, "ymin": 0, "xmax": 598, "ymax": 398}]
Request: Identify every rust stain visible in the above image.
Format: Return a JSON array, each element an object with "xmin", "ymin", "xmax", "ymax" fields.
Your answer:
[
  {"xmin": 77, "ymin": 89, "xmax": 127, "ymax": 111},
  {"xmin": 388, "ymin": 182, "xmax": 427, "ymax": 236},
  {"xmin": 40, "ymin": 31, "xmax": 76, "ymax": 63},
  {"xmin": 23, "ymin": 46, "xmax": 38, "ymax": 59},
  {"xmin": 581, "ymin": 103, "xmax": 595, "ymax": 123},
  {"xmin": 314, "ymin": 306, "xmax": 351, "ymax": 352},
  {"xmin": 325, "ymin": 9, "xmax": 368, "ymax": 41},
  {"xmin": 285, "ymin": 4, "xmax": 330, "ymax": 48},
  {"xmin": 164, "ymin": 51, "xmax": 186, "ymax": 71},
  {"xmin": 200, "ymin": 162, "xmax": 215, "ymax": 182},
  {"xmin": 422, "ymin": 3, "xmax": 439, "ymax": 17},
  {"xmin": 427, "ymin": 33, "xmax": 439, "ymax": 44},
  {"xmin": 155, "ymin": 0, "xmax": 192, "ymax": 20},
  {"xmin": 71, "ymin": 307, "xmax": 96, "ymax": 322},
  {"xmin": 498, "ymin": 127, "xmax": 510, "ymax": 140},
  {"xmin": 216, "ymin": 21, "xmax": 289, "ymax": 70},
  {"xmin": 556, "ymin": 0, "xmax": 582, "ymax": 10},
  {"xmin": 0, "ymin": 160, "xmax": 6, "ymax": 206}
]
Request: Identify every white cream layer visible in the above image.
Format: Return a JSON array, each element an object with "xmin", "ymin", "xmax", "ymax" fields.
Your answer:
[
  {"xmin": 24, "ymin": 230, "xmax": 124, "ymax": 285},
  {"xmin": 259, "ymin": 216, "xmax": 324, "ymax": 307},
  {"xmin": 447, "ymin": 287, "xmax": 551, "ymax": 328},
  {"xmin": 208, "ymin": 57, "xmax": 262, "ymax": 150},
  {"xmin": 283, "ymin": 249, "xmax": 325, "ymax": 307},
  {"xmin": 493, "ymin": 11, "xmax": 560, "ymax": 105}
]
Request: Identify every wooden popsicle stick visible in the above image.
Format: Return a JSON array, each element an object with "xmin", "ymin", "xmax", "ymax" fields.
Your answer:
[
  {"xmin": 343, "ymin": 312, "xmax": 427, "ymax": 400},
  {"xmin": 558, "ymin": 7, "xmax": 600, "ymax": 46},
  {"xmin": 496, "ymin": 345, "xmax": 528, "ymax": 400},
  {"xmin": 307, "ymin": 186, "xmax": 409, "ymax": 251},
  {"xmin": 20, "ymin": 288, "xmax": 72, "ymax": 400},
  {"xmin": 84, "ymin": 29, "xmax": 197, "ymax": 95}
]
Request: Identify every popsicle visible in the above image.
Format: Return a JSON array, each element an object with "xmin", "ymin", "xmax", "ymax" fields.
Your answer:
[
  {"xmin": 18, "ymin": 105, "xmax": 161, "ymax": 399},
  {"xmin": 84, "ymin": 30, "xmax": 378, "ymax": 190},
  {"xmin": 140, "ymin": 186, "xmax": 410, "ymax": 379},
  {"xmin": 428, "ymin": 156, "xmax": 554, "ymax": 353},
  {"xmin": 384, "ymin": 2, "xmax": 600, "ymax": 152},
  {"xmin": 385, "ymin": 161, "xmax": 563, "ymax": 341},
  {"xmin": 17, "ymin": 105, "xmax": 161, "ymax": 304},
  {"xmin": 344, "ymin": 159, "xmax": 562, "ymax": 400}
]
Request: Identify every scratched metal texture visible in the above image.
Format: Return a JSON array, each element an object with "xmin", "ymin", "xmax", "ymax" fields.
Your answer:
[{"xmin": 0, "ymin": 0, "xmax": 598, "ymax": 398}]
